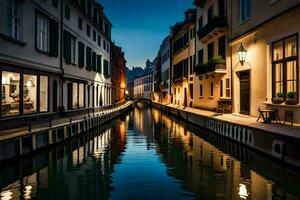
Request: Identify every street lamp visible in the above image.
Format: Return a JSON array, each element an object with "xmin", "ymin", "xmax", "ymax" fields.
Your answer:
[{"xmin": 237, "ymin": 43, "xmax": 247, "ymax": 66}]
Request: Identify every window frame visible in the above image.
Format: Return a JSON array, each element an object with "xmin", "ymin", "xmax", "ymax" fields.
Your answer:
[
  {"xmin": 272, "ymin": 33, "xmax": 299, "ymax": 103},
  {"xmin": 36, "ymin": 12, "xmax": 50, "ymax": 53}
]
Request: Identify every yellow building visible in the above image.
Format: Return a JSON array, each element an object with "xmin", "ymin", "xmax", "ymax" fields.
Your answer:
[
  {"xmin": 228, "ymin": 0, "xmax": 300, "ymax": 121},
  {"xmin": 170, "ymin": 9, "xmax": 196, "ymax": 107},
  {"xmin": 194, "ymin": 0, "xmax": 232, "ymax": 112}
]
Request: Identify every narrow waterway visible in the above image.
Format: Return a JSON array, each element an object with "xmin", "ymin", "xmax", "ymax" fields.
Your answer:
[{"xmin": 1, "ymin": 104, "xmax": 300, "ymax": 200}]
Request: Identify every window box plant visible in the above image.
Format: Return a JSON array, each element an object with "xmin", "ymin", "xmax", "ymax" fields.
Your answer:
[
  {"xmin": 286, "ymin": 91, "xmax": 298, "ymax": 105},
  {"xmin": 272, "ymin": 92, "xmax": 284, "ymax": 104}
]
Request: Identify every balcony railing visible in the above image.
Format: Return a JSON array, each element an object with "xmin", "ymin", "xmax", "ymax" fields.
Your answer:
[
  {"xmin": 197, "ymin": 17, "xmax": 227, "ymax": 40},
  {"xmin": 195, "ymin": 63, "xmax": 226, "ymax": 75}
]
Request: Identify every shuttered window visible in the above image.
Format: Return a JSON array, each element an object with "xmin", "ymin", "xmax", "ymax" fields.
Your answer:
[
  {"xmin": 78, "ymin": 41, "xmax": 85, "ymax": 68},
  {"xmin": 92, "ymin": 51, "xmax": 97, "ymax": 71},
  {"xmin": 64, "ymin": 31, "xmax": 76, "ymax": 64},
  {"xmin": 49, "ymin": 19, "xmax": 59, "ymax": 57},
  {"xmin": 86, "ymin": 46, "xmax": 92, "ymax": 71},
  {"xmin": 97, "ymin": 55, "xmax": 102, "ymax": 73}
]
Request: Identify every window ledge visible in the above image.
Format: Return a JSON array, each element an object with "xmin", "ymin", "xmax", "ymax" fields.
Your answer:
[
  {"xmin": 209, "ymin": 96, "xmax": 214, "ymax": 99},
  {"xmin": 199, "ymin": 96, "xmax": 203, "ymax": 99},
  {"xmin": 35, "ymin": 47, "xmax": 51, "ymax": 56},
  {"xmin": 264, "ymin": 102, "xmax": 300, "ymax": 108},
  {"xmin": 236, "ymin": 17, "xmax": 251, "ymax": 28},
  {"xmin": 0, "ymin": 33, "xmax": 26, "ymax": 46}
]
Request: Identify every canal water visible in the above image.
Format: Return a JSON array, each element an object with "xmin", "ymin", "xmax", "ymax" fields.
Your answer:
[{"xmin": 1, "ymin": 105, "xmax": 300, "ymax": 200}]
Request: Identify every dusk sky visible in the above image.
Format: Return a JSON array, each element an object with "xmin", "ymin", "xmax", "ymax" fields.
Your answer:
[{"xmin": 98, "ymin": 0, "xmax": 194, "ymax": 69}]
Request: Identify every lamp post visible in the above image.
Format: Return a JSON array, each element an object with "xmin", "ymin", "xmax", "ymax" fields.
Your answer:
[{"xmin": 237, "ymin": 43, "xmax": 247, "ymax": 66}]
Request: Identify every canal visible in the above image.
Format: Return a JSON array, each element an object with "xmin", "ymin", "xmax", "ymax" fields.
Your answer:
[{"xmin": 1, "ymin": 104, "xmax": 300, "ymax": 199}]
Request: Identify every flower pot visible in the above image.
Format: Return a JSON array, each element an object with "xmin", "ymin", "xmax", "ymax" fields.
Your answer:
[
  {"xmin": 272, "ymin": 98, "xmax": 283, "ymax": 104},
  {"xmin": 286, "ymin": 98, "xmax": 298, "ymax": 105}
]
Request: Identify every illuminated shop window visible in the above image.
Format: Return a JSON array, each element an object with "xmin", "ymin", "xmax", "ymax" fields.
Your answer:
[
  {"xmin": 40, "ymin": 76, "xmax": 48, "ymax": 112},
  {"xmin": 78, "ymin": 83, "xmax": 84, "ymax": 108},
  {"xmin": 73, "ymin": 82, "xmax": 78, "ymax": 109},
  {"xmin": 23, "ymin": 74, "xmax": 37, "ymax": 114},
  {"xmin": 1, "ymin": 71, "xmax": 20, "ymax": 116}
]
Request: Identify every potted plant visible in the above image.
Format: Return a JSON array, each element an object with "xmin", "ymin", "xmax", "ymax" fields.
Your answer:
[
  {"xmin": 272, "ymin": 92, "xmax": 284, "ymax": 104},
  {"xmin": 286, "ymin": 91, "xmax": 298, "ymax": 105}
]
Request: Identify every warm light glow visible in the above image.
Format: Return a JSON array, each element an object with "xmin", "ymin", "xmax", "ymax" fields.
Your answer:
[
  {"xmin": 121, "ymin": 83, "xmax": 126, "ymax": 88},
  {"xmin": 238, "ymin": 184, "xmax": 248, "ymax": 199},
  {"xmin": 26, "ymin": 80, "xmax": 34, "ymax": 87},
  {"xmin": 1, "ymin": 77, "xmax": 7, "ymax": 85},
  {"xmin": 0, "ymin": 190, "xmax": 13, "ymax": 200},
  {"xmin": 125, "ymin": 90, "xmax": 129, "ymax": 95},
  {"xmin": 238, "ymin": 43, "xmax": 247, "ymax": 65}
]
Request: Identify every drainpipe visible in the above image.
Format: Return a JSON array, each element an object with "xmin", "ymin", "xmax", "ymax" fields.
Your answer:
[{"xmin": 59, "ymin": 0, "xmax": 65, "ymax": 114}]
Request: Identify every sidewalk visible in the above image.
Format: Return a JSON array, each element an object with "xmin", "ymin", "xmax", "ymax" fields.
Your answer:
[
  {"xmin": 156, "ymin": 102, "xmax": 300, "ymax": 140},
  {"xmin": 0, "ymin": 101, "xmax": 133, "ymax": 142}
]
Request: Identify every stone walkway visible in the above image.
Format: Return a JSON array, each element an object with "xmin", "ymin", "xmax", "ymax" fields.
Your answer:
[
  {"xmin": 158, "ymin": 102, "xmax": 300, "ymax": 140},
  {"xmin": 0, "ymin": 101, "xmax": 133, "ymax": 142}
]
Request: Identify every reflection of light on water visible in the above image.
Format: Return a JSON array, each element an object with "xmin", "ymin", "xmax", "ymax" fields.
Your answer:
[
  {"xmin": 238, "ymin": 184, "xmax": 248, "ymax": 199},
  {"xmin": 23, "ymin": 185, "xmax": 32, "ymax": 199},
  {"xmin": 0, "ymin": 190, "xmax": 13, "ymax": 200}
]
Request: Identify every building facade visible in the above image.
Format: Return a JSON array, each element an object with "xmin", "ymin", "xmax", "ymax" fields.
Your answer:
[
  {"xmin": 194, "ymin": 0, "xmax": 231, "ymax": 112},
  {"xmin": 170, "ymin": 9, "xmax": 196, "ymax": 107},
  {"xmin": 0, "ymin": 0, "xmax": 119, "ymax": 130},
  {"xmin": 110, "ymin": 42, "xmax": 126, "ymax": 103},
  {"xmin": 134, "ymin": 73, "xmax": 153, "ymax": 99},
  {"xmin": 227, "ymin": 0, "xmax": 300, "ymax": 122},
  {"xmin": 160, "ymin": 36, "xmax": 171, "ymax": 103}
]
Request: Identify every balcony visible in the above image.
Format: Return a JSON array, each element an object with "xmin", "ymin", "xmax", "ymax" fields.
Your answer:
[
  {"xmin": 195, "ymin": 56, "xmax": 226, "ymax": 75},
  {"xmin": 197, "ymin": 17, "xmax": 227, "ymax": 41}
]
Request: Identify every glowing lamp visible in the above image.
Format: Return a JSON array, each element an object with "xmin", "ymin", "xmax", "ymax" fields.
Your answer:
[{"xmin": 238, "ymin": 43, "xmax": 247, "ymax": 66}]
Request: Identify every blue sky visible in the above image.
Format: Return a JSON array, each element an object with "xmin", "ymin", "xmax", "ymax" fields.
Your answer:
[{"xmin": 98, "ymin": 0, "xmax": 194, "ymax": 68}]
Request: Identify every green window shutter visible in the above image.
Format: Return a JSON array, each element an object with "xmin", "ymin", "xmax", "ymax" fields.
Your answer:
[
  {"xmin": 64, "ymin": 31, "xmax": 71, "ymax": 64},
  {"xmin": 86, "ymin": 46, "xmax": 91, "ymax": 71},
  {"xmin": 92, "ymin": 51, "xmax": 96, "ymax": 71},
  {"xmin": 78, "ymin": 41, "xmax": 85, "ymax": 68},
  {"xmin": 96, "ymin": 55, "xmax": 102, "ymax": 73},
  {"xmin": 50, "ymin": 19, "xmax": 59, "ymax": 57}
]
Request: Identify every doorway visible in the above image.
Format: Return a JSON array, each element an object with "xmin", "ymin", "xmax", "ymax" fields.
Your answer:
[
  {"xmin": 239, "ymin": 71, "xmax": 250, "ymax": 115},
  {"xmin": 184, "ymin": 88, "xmax": 187, "ymax": 107}
]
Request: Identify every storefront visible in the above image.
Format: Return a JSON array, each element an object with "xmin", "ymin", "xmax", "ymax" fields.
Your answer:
[{"xmin": 0, "ymin": 64, "xmax": 49, "ymax": 118}]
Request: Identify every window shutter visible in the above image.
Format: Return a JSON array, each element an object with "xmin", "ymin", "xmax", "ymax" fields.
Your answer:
[
  {"xmin": 78, "ymin": 41, "xmax": 85, "ymax": 68},
  {"xmin": 97, "ymin": 55, "xmax": 102, "ymax": 73},
  {"xmin": 64, "ymin": 31, "xmax": 71, "ymax": 64},
  {"xmin": 50, "ymin": 19, "xmax": 59, "ymax": 57},
  {"xmin": 86, "ymin": 46, "xmax": 91, "ymax": 71},
  {"xmin": 92, "ymin": 51, "xmax": 96, "ymax": 71}
]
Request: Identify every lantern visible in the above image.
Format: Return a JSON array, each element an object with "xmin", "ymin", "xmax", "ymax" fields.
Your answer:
[{"xmin": 238, "ymin": 43, "xmax": 247, "ymax": 66}]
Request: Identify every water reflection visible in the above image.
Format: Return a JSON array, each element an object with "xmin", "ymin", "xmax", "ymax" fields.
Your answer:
[{"xmin": 0, "ymin": 106, "xmax": 299, "ymax": 200}]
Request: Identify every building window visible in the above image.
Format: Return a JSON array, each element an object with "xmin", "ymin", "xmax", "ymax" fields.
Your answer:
[
  {"xmin": 70, "ymin": 37, "xmax": 76, "ymax": 64},
  {"xmin": 189, "ymin": 84, "xmax": 193, "ymax": 99},
  {"xmin": 103, "ymin": 40, "xmax": 106, "ymax": 50},
  {"xmin": 210, "ymin": 81, "xmax": 214, "ymax": 97},
  {"xmin": 52, "ymin": 0, "xmax": 58, "ymax": 8},
  {"xmin": 218, "ymin": 35, "xmax": 226, "ymax": 59},
  {"xmin": 97, "ymin": 35, "xmax": 101, "ymax": 47},
  {"xmin": 7, "ymin": 0, "xmax": 22, "ymax": 40},
  {"xmin": 78, "ymin": 41, "xmax": 85, "ymax": 68},
  {"xmin": 240, "ymin": 0, "xmax": 251, "ymax": 22},
  {"xmin": 86, "ymin": 24, "xmax": 90, "ymax": 37},
  {"xmin": 200, "ymin": 84, "xmax": 203, "ymax": 97},
  {"xmin": 220, "ymin": 80, "xmax": 223, "ymax": 97},
  {"xmin": 40, "ymin": 76, "xmax": 48, "ymax": 112},
  {"xmin": 36, "ymin": 13, "xmax": 50, "ymax": 52},
  {"xmin": 23, "ymin": 74, "xmax": 37, "ymax": 114},
  {"xmin": 72, "ymin": 82, "xmax": 78, "ymax": 109},
  {"xmin": 78, "ymin": 17, "xmax": 82, "ymax": 30},
  {"xmin": 86, "ymin": 46, "xmax": 92, "ymax": 71},
  {"xmin": 198, "ymin": 16, "xmax": 203, "ymax": 29},
  {"xmin": 207, "ymin": 6, "xmax": 213, "ymax": 23},
  {"xmin": 92, "ymin": 51, "xmax": 96, "ymax": 71},
  {"xmin": 65, "ymin": 5, "xmax": 70, "ymax": 20},
  {"xmin": 93, "ymin": 30, "xmax": 96, "ymax": 41},
  {"xmin": 226, "ymin": 78, "xmax": 230, "ymax": 97},
  {"xmin": 207, "ymin": 42, "xmax": 214, "ymax": 60},
  {"xmin": 1, "ymin": 71, "xmax": 20, "ymax": 116},
  {"xmin": 97, "ymin": 54, "xmax": 102, "ymax": 73},
  {"xmin": 78, "ymin": 83, "xmax": 84, "ymax": 108},
  {"xmin": 198, "ymin": 49, "xmax": 203, "ymax": 64},
  {"xmin": 272, "ymin": 34, "xmax": 298, "ymax": 102}
]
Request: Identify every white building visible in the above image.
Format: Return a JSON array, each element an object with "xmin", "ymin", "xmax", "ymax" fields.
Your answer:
[
  {"xmin": 160, "ymin": 36, "xmax": 171, "ymax": 103},
  {"xmin": 0, "ymin": 0, "xmax": 113, "ymax": 130},
  {"xmin": 134, "ymin": 73, "xmax": 153, "ymax": 99}
]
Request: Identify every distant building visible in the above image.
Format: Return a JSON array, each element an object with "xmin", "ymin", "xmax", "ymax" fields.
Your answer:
[
  {"xmin": 134, "ymin": 73, "xmax": 153, "ymax": 99},
  {"xmin": 170, "ymin": 9, "xmax": 196, "ymax": 107},
  {"xmin": 111, "ymin": 43, "xmax": 126, "ymax": 103},
  {"xmin": 160, "ymin": 36, "xmax": 171, "ymax": 103}
]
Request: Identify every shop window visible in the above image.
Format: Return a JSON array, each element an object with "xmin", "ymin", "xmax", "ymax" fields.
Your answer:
[
  {"xmin": 72, "ymin": 82, "xmax": 78, "ymax": 109},
  {"xmin": 40, "ymin": 76, "xmax": 48, "ymax": 112},
  {"xmin": 53, "ymin": 80, "xmax": 58, "ymax": 112},
  {"xmin": 1, "ymin": 71, "xmax": 20, "ymax": 116},
  {"xmin": 226, "ymin": 78, "xmax": 230, "ymax": 97},
  {"xmin": 23, "ymin": 74, "xmax": 37, "ymax": 114},
  {"xmin": 272, "ymin": 35, "xmax": 298, "ymax": 102},
  {"xmin": 78, "ymin": 83, "xmax": 84, "ymax": 108}
]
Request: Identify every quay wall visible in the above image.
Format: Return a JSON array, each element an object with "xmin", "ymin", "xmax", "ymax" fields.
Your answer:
[{"xmin": 152, "ymin": 102, "xmax": 300, "ymax": 168}]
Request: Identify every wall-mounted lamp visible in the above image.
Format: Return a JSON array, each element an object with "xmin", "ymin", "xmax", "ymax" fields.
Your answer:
[{"xmin": 237, "ymin": 43, "xmax": 247, "ymax": 66}]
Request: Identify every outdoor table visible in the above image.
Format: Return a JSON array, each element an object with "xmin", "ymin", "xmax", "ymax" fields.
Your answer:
[{"xmin": 257, "ymin": 109, "xmax": 279, "ymax": 123}]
